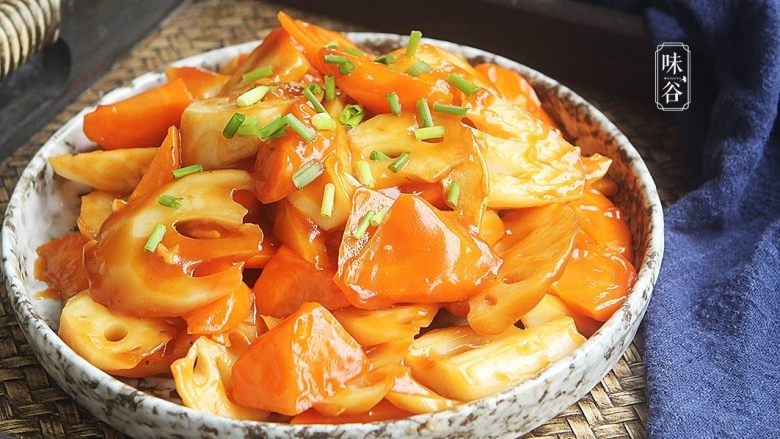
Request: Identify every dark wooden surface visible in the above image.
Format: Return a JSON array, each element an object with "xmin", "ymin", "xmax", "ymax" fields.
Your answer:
[{"xmin": 0, "ymin": 0, "xmax": 183, "ymax": 161}]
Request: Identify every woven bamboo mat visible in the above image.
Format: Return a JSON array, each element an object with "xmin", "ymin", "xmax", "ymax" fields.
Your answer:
[{"xmin": 0, "ymin": 0, "xmax": 688, "ymax": 437}]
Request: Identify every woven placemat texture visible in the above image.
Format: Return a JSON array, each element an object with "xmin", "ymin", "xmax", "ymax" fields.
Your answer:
[{"xmin": 0, "ymin": 0, "xmax": 686, "ymax": 437}]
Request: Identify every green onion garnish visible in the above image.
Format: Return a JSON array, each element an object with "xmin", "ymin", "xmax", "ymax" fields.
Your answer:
[
  {"xmin": 292, "ymin": 160, "xmax": 324, "ymax": 189},
  {"xmin": 370, "ymin": 150, "xmax": 391, "ymax": 161},
  {"xmin": 259, "ymin": 116, "xmax": 288, "ymax": 140},
  {"xmin": 446, "ymin": 73, "xmax": 480, "ymax": 96},
  {"xmin": 306, "ymin": 82, "xmax": 323, "ymax": 95},
  {"xmin": 321, "ymin": 183, "xmax": 336, "ymax": 217},
  {"xmin": 324, "ymin": 40, "xmax": 339, "ymax": 49},
  {"xmin": 144, "ymin": 224, "xmax": 166, "ymax": 252},
  {"xmin": 447, "ymin": 181, "xmax": 461, "ymax": 208},
  {"xmin": 338, "ymin": 60, "xmax": 355, "ymax": 75},
  {"xmin": 356, "ymin": 160, "xmax": 375, "ymax": 188},
  {"xmin": 414, "ymin": 125, "xmax": 445, "ymax": 141},
  {"xmin": 345, "ymin": 47, "xmax": 365, "ymax": 57},
  {"xmin": 242, "ymin": 65, "xmax": 272, "ymax": 83},
  {"xmin": 369, "ymin": 206, "xmax": 390, "ymax": 227},
  {"xmin": 374, "ymin": 54, "xmax": 396, "ymax": 65},
  {"xmin": 304, "ymin": 85, "xmax": 327, "ymax": 113},
  {"xmin": 389, "ymin": 152, "xmax": 409, "ymax": 173},
  {"xmin": 323, "ymin": 54, "xmax": 355, "ymax": 74},
  {"xmin": 339, "ymin": 104, "xmax": 365, "ymax": 128},
  {"xmin": 387, "ymin": 92, "xmax": 401, "ymax": 115},
  {"xmin": 237, "ymin": 116, "xmax": 260, "ymax": 136},
  {"xmin": 222, "ymin": 112, "xmax": 245, "ymax": 138},
  {"xmin": 172, "ymin": 164, "xmax": 204, "ymax": 179},
  {"xmin": 324, "ymin": 54, "xmax": 348, "ymax": 64},
  {"xmin": 324, "ymin": 76, "xmax": 336, "ymax": 101},
  {"xmin": 416, "ymin": 99, "xmax": 434, "ymax": 128},
  {"xmin": 312, "ymin": 113, "xmax": 336, "ymax": 131},
  {"xmin": 406, "ymin": 60, "xmax": 433, "ymax": 77},
  {"xmin": 236, "ymin": 86, "xmax": 271, "ymax": 107},
  {"xmin": 267, "ymin": 126, "xmax": 288, "ymax": 141},
  {"xmin": 406, "ymin": 30, "xmax": 422, "ymax": 57},
  {"xmin": 353, "ymin": 210, "xmax": 377, "ymax": 239},
  {"xmin": 433, "ymin": 102, "xmax": 469, "ymax": 116},
  {"xmin": 157, "ymin": 195, "xmax": 182, "ymax": 209},
  {"xmin": 284, "ymin": 114, "xmax": 316, "ymax": 142}
]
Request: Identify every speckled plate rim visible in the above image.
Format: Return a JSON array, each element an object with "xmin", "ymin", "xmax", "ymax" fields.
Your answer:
[{"xmin": 1, "ymin": 33, "xmax": 664, "ymax": 438}]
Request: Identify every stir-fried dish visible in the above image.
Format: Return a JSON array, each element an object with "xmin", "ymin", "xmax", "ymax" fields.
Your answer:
[{"xmin": 35, "ymin": 12, "xmax": 636, "ymax": 424}]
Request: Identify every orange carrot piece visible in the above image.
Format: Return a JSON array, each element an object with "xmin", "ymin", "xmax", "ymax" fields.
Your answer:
[
  {"xmin": 83, "ymin": 78, "xmax": 192, "ymax": 150},
  {"xmin": 232, "ymin": 302, "xmax": 369, "ymax": 415},
  {"xmin": 165, "ymin": 66, "xmax": 229, "ymax": 99},
  {"xmin": 474, "ymin": 63, "xmax": 557, "ymax": 129},
  {"xmin": 35, "ymin": 233, "xmax": 90, "ymax": 301},
  {"xmin": 127, "ymin": 126, "xmax": 182, "ymax": 204},
  {"xmin": 184, "ymin": 282, "xmax": 253, "ymax": 335},
  {"xmin": 253, "ymin": 246, "xmax": 349, "ymax": 318}
]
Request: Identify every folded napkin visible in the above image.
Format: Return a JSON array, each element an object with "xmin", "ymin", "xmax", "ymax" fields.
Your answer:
[{"xmin": 642, "ymin": 0, "xmax": 780, "ymax": 437}]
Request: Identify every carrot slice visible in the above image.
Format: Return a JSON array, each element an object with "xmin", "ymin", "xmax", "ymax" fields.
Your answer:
[
  {"xmin": 253, "ymin": 246, "xmax": 349, "ymax": 318},
  {"xmin": 83, "ymin": 78, "xmax": 192, "ymax": 150},
  {"xmin": 184, "ymin": 282, "xmax": 253, "ymax": 335},
  {"xmin": 569, "ymin": 188, "xmax": 633, "ymax": 260},
  {"xmin": 35, "ymin": 233, "xmax": 90, "ymax": 301},
  {"xmin": 551, "ymin": 233, "xmax": 636, "ymax": 321},
  {"xmin": 277, "ymin": 11, "xmax": 358, "ymax": 72},
  {"xmin": 165, "ymin": 66, "xmax": 229, "ymax": 99},
  {"xmin": 127, "ymin": 126, "xmax": 182, "ymax": 204},
  {"xmin": 232, "ymin": 302, "xmax": 369, "ymax": 415}
]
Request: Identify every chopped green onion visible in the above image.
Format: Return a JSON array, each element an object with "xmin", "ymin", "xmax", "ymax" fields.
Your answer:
[
  {"xmin": 324, "ymin": 76, "xmax": 336, "ymax": 101},
  {"xmin": 312, "ymin": 113, "xmax": 336, "ymax": 131},
  {"xmin": 321, "ymin": 183, "xmax": 336, "ymax": 217},
  {"xmin": 267, "ymin": 126, "xmax": 288, "ymax": 141},
  {"xmin": 414, "ymin": 125, "xmax": 445, "ymax": 141},
  {"xmin": 447, "ymin": 181, "xmax": 461, "ymax": 208},
  {"xmin": 370, "ymin": 150, "xmax": 391, "ymax": 161},
  {"xmin": 222, "ymin": 112, "xmax": 245, "ymax": 138},
  {"xmin": 369, "ymin": 206, "xmax": 390, "ymax": 226},
  {"xmin": 353, "ymin": 210, "xmax": 377, "ymax": 239},
  {"xmin": 237, "ymin": 116, "xmax": 260, "ymax": 136},
  {"xmin": 389, "ymin": 152, "xmax": 410, "ymax": 173},
  {"xmin": 387, "ymin": 92, "xmax": 401, "ymax": 115},
  {"xmin": 324, "ymin": 54, "xmax": 349, "ymax": 65},
  {"xmin": 292, "ymin": 160, "xmax": 324, "ymax": 189},
  {"xmin": 323, "ymin": 54, "xmax": 355, "ymax": 75},
  {"xmin": 242, "ymin": 65, "xmax": 272, "ymax": 83},
  {"xmin": 306, "ymin": 82, "xmax": 323, "ymax": 95},
  {"xmin": 304, "ymin": 85, "xmax": 327, "ymax": 113},
  {"xmin": 416, "ymin": 99, "xmax": 434, "ymax": 127},
  {"xmin": 374, "ymin": 54, "xmax": 396, "ymax": 65},
  {"xmin": 433, "ymin": 102, "xmax": 469, "ymax": 116},
  {"xmin": 172, "ymin": 164, "xmax": 204, "ymax": 179},
  {"xmin": 406, "ymin": 30, "xmax": 422, "ymax": 57},
  {"xmin": 236, "ymin": 86, "xmax": 271, "ymax": 107},
  {"xmin": 144, "ymin": 224, "xmax": 166, "ymax": 252},
  {"xmin": 356, "ymin": 160, "xmax": 375, "ymax": 188},
  {"xmin": 284, "ymin": 114, "xmax": 316, "ymax": 142},
  {"xmin": 339, "ymin": 104, "xmax": 365, "ymax": 128},
  {"xmin": 259, "ymin": 116, "xmax": 288, "ymax": 140},
  {"xmin": 338, "ymin": 60, "xmax": 355, "ymax": 75},
  {"xmin": 345, "ymin": 47, "xmax": 365, "ymax": 57},
  {"xmin": 446, "ymin": 73, "xmax": 480, "ymax": 96},
  {"xmin": 406, "ymin": 60, "xmax": 433, "ymax": 77},
  {"xmin": 323, "ymin": 40, "xmax": 339, "ymax": 49},
  {"xmin": 157, "ymin": 195, "xmax": 182, "ymax": 209}
]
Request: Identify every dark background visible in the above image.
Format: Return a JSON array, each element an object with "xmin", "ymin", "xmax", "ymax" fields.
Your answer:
[{"xmin": 0, "ymin": 0, "xmax": 654, "ymax": 161}]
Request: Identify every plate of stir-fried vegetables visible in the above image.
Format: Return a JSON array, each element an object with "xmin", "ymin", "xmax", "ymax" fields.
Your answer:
[{"xmin": 1, "ymin": 12, "xmax": 663, "ymax": 438}]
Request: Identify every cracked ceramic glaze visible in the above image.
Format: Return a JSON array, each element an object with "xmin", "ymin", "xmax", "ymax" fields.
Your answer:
[{"xmin": 1, "ymin": 33, "xmax": 664, "ymax": 438}]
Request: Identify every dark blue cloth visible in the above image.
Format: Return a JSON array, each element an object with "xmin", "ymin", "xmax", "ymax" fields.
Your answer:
[{"xmin": 642, "ymin": 0, "xmax": 780, "ymax": 437}]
